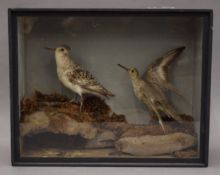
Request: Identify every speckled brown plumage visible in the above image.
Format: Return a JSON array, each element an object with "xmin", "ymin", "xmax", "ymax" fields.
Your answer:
[{"xmin": 46, "ymin": 45, "xmax": 114, "ymax": 112}]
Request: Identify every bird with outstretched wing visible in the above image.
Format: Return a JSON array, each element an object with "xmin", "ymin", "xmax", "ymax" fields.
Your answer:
[{"xmin": 118, "ymin": 46, "xmax": 186, "ymax": 132}]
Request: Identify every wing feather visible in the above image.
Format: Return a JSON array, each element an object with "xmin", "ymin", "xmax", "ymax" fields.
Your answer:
[
  {"xmin": 66, "ymin": 64, "xmax": 114, "ymax": 97},
  {"xmin": 145, "ymin": 46, "xmax": 185, "ymax": 95}
]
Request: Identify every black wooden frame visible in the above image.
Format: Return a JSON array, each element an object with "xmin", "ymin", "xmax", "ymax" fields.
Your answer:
[{"xmin": 8, "ymin": 8, "xmax": 213, "ymax": 167}]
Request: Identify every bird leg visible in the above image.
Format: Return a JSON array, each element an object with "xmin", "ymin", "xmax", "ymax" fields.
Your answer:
[
  {"xmin": 79, "ymin": 95, "xmax": 84, "ymax": 113},
  {"xmin": 158, "ymin": 103, "xmax": 182, "ymax": 122},
  {"xmin": 150, "ymin": 104, "xmax": 166, "ymax": 134},
  {"xmin": 68, "ymin": 94, "xmax": 79, "ymax": 104}
]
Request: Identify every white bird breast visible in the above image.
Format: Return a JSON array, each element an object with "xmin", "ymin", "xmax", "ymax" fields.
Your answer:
[{"xmin": 57, "ymin": 68, "xmax": 83, "ymax": 96}]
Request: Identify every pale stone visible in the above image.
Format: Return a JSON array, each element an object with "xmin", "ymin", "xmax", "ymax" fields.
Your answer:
[
  {"xmin": 20, "ymin": 111, "xmax": 97, "ymax": 139},
  {"xmin": 115, "ymin": 132, "xmax": 196, "ymax": 156},
  {"xmin": 20, "ymin": 111, "xmax": 50, "ymax": 136},
  {"xmin": 85, "ymin": 130, "xmax": 116, "ymax": 148}
]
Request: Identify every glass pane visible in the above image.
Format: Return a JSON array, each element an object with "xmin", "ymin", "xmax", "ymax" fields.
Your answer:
[{"xmin": 17, "ymin": 14, "xmax": 204, "ymax": 159}]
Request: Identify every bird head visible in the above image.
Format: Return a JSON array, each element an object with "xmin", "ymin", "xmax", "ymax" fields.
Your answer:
[
  {"xmin": 118, "ymin": 64, "xmax": 139, "ymax": 79},
  {"xmin": 45, "ymin": 44, "xmax": 71, "ymax": 58}
]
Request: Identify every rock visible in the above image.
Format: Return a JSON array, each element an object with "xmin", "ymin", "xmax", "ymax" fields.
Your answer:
[
  {"xmin": 99, "ymin": 122, "xmax": 131, "ymax": 136},
  {"xmin": 20, "ymin": 111, "xmax": 50, "ymax": 136},
  {"xmin": 85, "ymin": 130, "xmax": 116, "ymax": 149},
  {"xmin": 115, "ymin": 132, "xmax": 196, "ymax": 156},
  {"xmin": 100, "ymin": 121, "xmax": 195, "ymax": 138},
  {"xmin": 120, "ymin": 124, "xmax": 175, "ymax": 137},
  {"xmin": 20, "ymin": 111, "xmax": 97, "ymax": 139},
  {"xmin": 48, "ymin": 111, "xmax": 97, "ymax": 139},
  {"xmin": 19, "ymin": 91, "xmax": 197, "ymax": 157}
]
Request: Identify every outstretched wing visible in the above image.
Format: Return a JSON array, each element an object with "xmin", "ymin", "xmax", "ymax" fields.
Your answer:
[
  {"xmin": 67, "ymin": 64, "xmax": 114, "ymax": 98},
  {"xmin": 145, "ymin": 46, "xmax": 185, "ymax": 97}
]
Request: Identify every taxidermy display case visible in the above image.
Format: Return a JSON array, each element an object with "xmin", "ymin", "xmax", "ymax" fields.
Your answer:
[{"xmin": 9, "ymin": 9, "xmax": 212, "ymax": 167}]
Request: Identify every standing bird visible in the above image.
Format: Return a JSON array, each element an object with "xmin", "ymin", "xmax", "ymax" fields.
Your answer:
[
  {"xmin": 45, "ymin": 45, "xmax": 114, "ymax": 112},
  {"xmin": 118, "ymin": 47, "xmax": 186, "ymax": 132}
]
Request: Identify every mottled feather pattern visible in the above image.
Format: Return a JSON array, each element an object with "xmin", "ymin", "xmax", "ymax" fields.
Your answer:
[{"xmin": 66, "ymin": 63, "xmax": 114, "ymax": 97}]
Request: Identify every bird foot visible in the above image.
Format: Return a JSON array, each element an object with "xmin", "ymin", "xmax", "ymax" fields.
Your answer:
[{"xmin": 159, "ymin": 120, "xmax": 166, "ymax": 134}]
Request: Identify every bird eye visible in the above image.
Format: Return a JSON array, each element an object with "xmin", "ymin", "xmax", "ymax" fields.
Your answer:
[
  {"xmin": 131, "ymin": 70, "xmax": 134, "ymax": 73},
  {"xmin": 60, "ymin": 48, "xmax": 64, "ymax": 52}
]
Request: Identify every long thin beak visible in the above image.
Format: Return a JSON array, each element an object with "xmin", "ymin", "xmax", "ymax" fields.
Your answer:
[
  {"xmin": 44, "ymin": 47, "xmax": 55, "ymax": 51},
  {"xmin": 118, "ymin": 64, "xmax": 129, "ymax": 71}
]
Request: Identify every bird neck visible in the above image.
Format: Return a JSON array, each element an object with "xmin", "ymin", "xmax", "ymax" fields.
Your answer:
[
  {"xmin": 130, "ymin": 75, "xmax": 141, "ymax": 85},
  {"xmin": 55, "ymin": 54, "xmax": 75, "ymax": 70}
]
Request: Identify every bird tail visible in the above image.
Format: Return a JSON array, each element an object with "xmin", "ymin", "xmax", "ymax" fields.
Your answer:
[
  {"xmin": 160, "ymin": 103, "xmax": 182, "ymax": 122},
  {"xmin": 102, "ymin": 90, "xmax": 115, "ymax": 99},
  {"xmin": 81, "ymin": 85, "xmax": 114, "ymax": 99}
]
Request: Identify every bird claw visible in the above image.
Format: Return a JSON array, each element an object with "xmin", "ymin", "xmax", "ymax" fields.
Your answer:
[{"xmin": 158, "ymin": 120, "xmax": 166, "ymax": 134}]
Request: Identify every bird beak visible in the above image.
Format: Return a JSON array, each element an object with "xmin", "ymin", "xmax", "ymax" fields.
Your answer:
[
  {"xmin": 118, "ymin": 64, "xmax": 129, "ymax": 71},
  {"xmin": 44, "ymin": 47, "xmax": 55, "ymax": 51}
]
